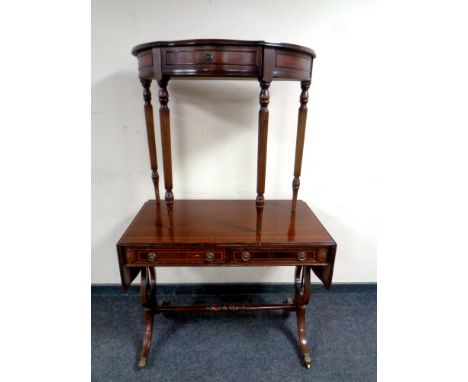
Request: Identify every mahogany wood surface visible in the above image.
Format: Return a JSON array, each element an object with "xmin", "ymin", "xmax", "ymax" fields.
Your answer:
[
  {"xmin": 292, "ymin": 80, "xmax": 311, "ymax": 210},
  {"xmin": 256, "ymin": 81, "xmax": 270, "ymax": 208},
  {"xmin": 118, "ymin": 200, "xmax": 334, "ymax": 245},
  {"xmin": 132, "ymin": 39, "xmax": 316, "ymax": 57},
  {"xmin": 134, "ymin": 39, "xmax": 314, "ymax": 80},
  {"xmin": 157, "ymin": 78, "xmax": 173, "ymax": 205},
  {"xmin": 140, "ymin": 79, "xmax": 160, "ymax": 200}
]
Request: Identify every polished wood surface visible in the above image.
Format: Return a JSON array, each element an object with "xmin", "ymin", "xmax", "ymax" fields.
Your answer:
[
  {"xmin": 133, "ymin": 39, "xmax": 314, "ymax": 80},
  {"xmin": 118, "ymin": 39, "xmax": 335, "ymax": 370},
  {"xmin": 292, "ymin": 80, "xmax": 311, "ymax": 210},
  {"xmin": 140, "ymin": 79, "xmax": 160, "ymax": 200},
  {"xmin": 256, "ymin": 82, "xmax": 270, "ymax": 209},
  {"xmin": 118, "ymin": 200, "xmax": 334, "ymax": 245},
  {"xmin": 132, "ymin": 39, "xmax": 316, "ymax": 57},
  {"xmin": 126, "ymin": 247, "xmax": 226, "ymax": 266},
  {"xmin": 162, "ymin": 46, "xmax": 261, "ymax": 78},
  {"xmin": 157, "ymin": 78, "xmax": 173, "ymax": 204}
]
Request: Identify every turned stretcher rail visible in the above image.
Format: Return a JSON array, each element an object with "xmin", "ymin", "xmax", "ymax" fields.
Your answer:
[{"xmin": 156, "ymin": 302, "xmax": 297, "ymax": 313}]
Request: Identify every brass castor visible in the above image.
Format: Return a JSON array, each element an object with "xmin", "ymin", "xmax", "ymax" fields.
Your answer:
[
  {"xmin": 304, "ymin": 353, "xmax": 312, "ymax": 369},
  {"xmin": 138, "ymin": 357, "xmax": 147, "ymax": 368}
]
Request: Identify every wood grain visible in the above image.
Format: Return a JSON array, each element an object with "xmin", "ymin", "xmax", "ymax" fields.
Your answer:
[
  {"xmin": 157, "ymin": 78, "xmax": 173, "ymax": 205},
  {"xmin": 118, "ymin": 200, "xmax": 334, "ymax": 245},
  {"xmin": 140, "ymin": 79, "xmax": 160, "ymax": 200},
  {"xmin": 292, "ymin": 80, "xmax": 311, "ymax": 210},
  {"xmin": 134, "ymin": 40, "xmax": 314, "ymax": 80}
]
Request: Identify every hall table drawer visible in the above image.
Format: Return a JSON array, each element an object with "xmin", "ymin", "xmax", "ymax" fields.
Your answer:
[
  {"xmin": 125, "ymin": 248, "xmax": 225, "ymax": 265},
  {"xmin": 161, "ymin": 46, "xmax": 261, "ymax": 77},
  {"xmin": 231, "ymin": 248, "xmax": 328, "ymax": 265}
]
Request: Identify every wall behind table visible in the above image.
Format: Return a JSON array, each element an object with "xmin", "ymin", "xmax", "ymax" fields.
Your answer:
[{"xmin": 92, "ymin": 0, "xmax": 377, "ymax": 284}]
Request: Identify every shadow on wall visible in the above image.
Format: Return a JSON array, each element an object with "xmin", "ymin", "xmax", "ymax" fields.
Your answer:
[
  {"xmin": 167, "ymin": 79, "xmax": 260, "ymax": 195},
  {"xmin": 311, "ymin": 206, "xmax": 376, "ymax": 282},
  {"xmin": 92, "ymin": 71, "xmax": 260, "ymax": 192}
]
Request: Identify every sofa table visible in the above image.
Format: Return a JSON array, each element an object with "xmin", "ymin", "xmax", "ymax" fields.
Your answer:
[{"xmin": 117, "ymin": 39, "xmax": 337, "ymax": 369}]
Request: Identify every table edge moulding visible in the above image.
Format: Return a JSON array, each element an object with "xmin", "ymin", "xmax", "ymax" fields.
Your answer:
[{"xmin": 116, "ymin": 39, "xmax": 337, "ymax": 370}]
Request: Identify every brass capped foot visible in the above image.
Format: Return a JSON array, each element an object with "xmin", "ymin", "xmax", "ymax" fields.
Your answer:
[
  {"xmin": 304, "ymin": 353, "xmax": 312, "ymax": 369},
  {"xmin": 138, "ymin": 357, "xmax": 147, "ymax": 368}
]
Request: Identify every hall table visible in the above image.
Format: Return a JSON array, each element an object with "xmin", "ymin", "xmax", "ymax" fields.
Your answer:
[{"xmin": 117, "ymin": 39, "xmax": 337, "ymax": 369}]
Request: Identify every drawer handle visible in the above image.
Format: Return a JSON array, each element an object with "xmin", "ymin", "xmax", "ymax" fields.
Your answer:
[
  {"xmin": 205, "ymin": 52, "xmax": 214, "ymax": 63},
  {"xmin": 147, "ymin": 252, "xmax": 157, "ymax": 262},
  {"xmin": 205, "ymin": 252, "xmax": 215, "ymax": 262},
  {"xmin": 241, "ymin": 252, "xmax": 251, "ymax": 262},
  {"xmin": 297, "ymin": 252, "xmax": 307, "ymax": 261}
]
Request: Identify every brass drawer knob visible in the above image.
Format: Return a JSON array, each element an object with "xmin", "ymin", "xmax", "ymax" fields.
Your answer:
[
  {"xmin": 147, "ymin": 252, "xmax": 157, "ymax": 262},
  {"xmin": 241, "ymin": 251, "xmax": 251, "ymax": 262},
  {"xmin": 297, "ymin": 252, "xmax": 307, "ymax": 261},
  {"xmin": 205, "ymin": 252, "xmax": 215, "ymax": 262}
]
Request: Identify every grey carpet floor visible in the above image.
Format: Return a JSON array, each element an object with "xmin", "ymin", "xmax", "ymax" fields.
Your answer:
[{"xmin": 92, "ymin": 287, "xmax": 376, "ymax": 382}]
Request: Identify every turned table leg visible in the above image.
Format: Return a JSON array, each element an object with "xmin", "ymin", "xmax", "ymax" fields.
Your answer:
[
  {"xmin": 140, "ymin": 79, "xmax": 160, "ymax": 201},
  {"xmin": 294, "ymin": 265, "xmax": 312, "ymax": 368},
  {"xmin": 138, "ymin": 267, "xmax": 156, "ymax": 368},
  {"xmin": 157, "ymin": 77, "xmax": 174, "ymax": 206},
  {"xmin": 291, "ymin": 80, "xmax": 311, "ymax": 211},
  {"xmin": 256, "ymin": 80, "xmax": 270, "ymax": 210}
]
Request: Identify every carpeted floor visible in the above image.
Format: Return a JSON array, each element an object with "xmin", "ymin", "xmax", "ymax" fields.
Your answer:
[{"xmin": 91, "ymin": 285, "xmax": 376, "ymax": 382}]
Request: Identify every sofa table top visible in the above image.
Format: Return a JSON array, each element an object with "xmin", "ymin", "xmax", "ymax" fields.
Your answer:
[{"xmin": 118, "ymin": 199, "xmax": 335, "ymax": 246}]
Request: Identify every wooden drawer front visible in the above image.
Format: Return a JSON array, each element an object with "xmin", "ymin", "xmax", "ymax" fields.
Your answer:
[
  {"xmin": 137, "ymin": 51, "xmax": 153, "ymax": 77},
  {"xmin": 231, "ymin": 248, "xmax": 328, "ymax": 264},
  {"xmin": 125, "ymin": 248, "xmax": 225, "ymax": 265},
  {"xmin": 273, "ymin": 50, "xmax": 312, "ymax": 80},
  {"xmin": 162, "ymin": 47, "xmax": 261, "ymax": 76}
]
